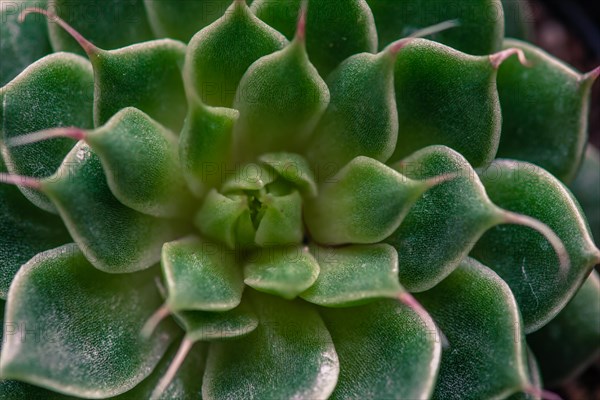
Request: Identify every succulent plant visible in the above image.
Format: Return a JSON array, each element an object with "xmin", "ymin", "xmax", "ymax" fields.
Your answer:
[{"xmin": 0, "ymin": 0, "xmax": 599, "ymax": 399}]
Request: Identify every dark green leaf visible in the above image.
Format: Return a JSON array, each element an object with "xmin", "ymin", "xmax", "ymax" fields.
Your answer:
[
  {"xmin": 252, "ymin": 0, "xmax": 377, "ymax": 77},
  {"xmin": 366, "ymin": 0, "xmax": 504, "ymax": 54},
  {"xmin": 0, "ymin": 53, "xmax": 94, "ymax": 212},
  {"xmin": 471, "ymin": 159, "xmax": 600, "ymax": 332},
  {"xmin": 202, "ymin": 290, "xmax": 339, "ymax": 399},
  {"xmin": 569, "ymin": 145, "xmax": 600, "ymax": 245},
  {"xmin": 321, "ymin": 299, "xmax": 441, "ymax": 400},
  {"xmin": 501, "ymin": 0, "xmax": 534, "ymax": 40},
  {"xmin": 0, "ymin": 244, "xmax": 179, "ymax": 398},
  {"xmin": 416, "ymin": 258, "xmax": 531, "ymax": 399}
]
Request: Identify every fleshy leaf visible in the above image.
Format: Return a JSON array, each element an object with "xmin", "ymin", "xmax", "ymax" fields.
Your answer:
[
  {"xmin": 258, "ymin": 152, "xmax": 317, "ymax": 197},
  {"xmin": 202, "ymin": 290, "xmax": 339, "ymax": 399},
  {"xmin": 254, "ymin": 190, "xmax": 303, "ymax": 247},
  {"xmin": 496, "ymin": 39, "xmax": 596, "ymax": 182},
  {"xmin": 321, "ymin": 299, "xmax": 441, "ymax": 399},
  {"xmin": 390, "ymin": 38, "xmax": 514, "ymax": 167},
  {"xmin": 244, "ymin": 246, "xmax": 319, "ymax": 299},
  {"xmin": 0, "ymin": 244, "xmax": 179, "ymax": 398},
  {"xmin": 143, "ymin": 0, "xmax": 231, "ymax": 42},
  {"xmin": 179, "ymin": 98, "xmax": 239, "ymax": 197},
  {"xmin": 175, "ymin": 300, "xmax": 259, "ymax": 342},
  {"xmin": 161, "ymin": 236, "xmax": 243, "ymax": 312},
  {"xmin": 184, "ymin": 0, "xmax": 287, "ymax": 108},
  {"xmin": 41, "ymin": 142, "xmax": 186, "ymax": 273},
  {"xmin": 366, "ymin": 0, "xmax": 504, "ymax": 54},
  {"xmin": 252, "ymin": 0, "xmax": 377, "ymax": 77},
  {"xmin": 305, "ymin": 156, "xmax": 442, "ymax": 245},
  {"xmin": 232, "ymin": 15, "xmax": 330, "ymax": 160},
  {"xmin": 0, "ymin": 52, "xmax": 94, "ymax": 212},
  {"xmin": 220, "ymin": 163, "xmax": 276, "ymax": 192},
  {"xmin": 0, "ymin": 0, "xmax": 51, "ymax": 85},
  {"xmin": 528, "ymin": 270, "xmax": 600, "ymax": 385},
  {"xmin": 471, "ymin": 159, "xmax": 600, "ymax": 332},
  {"xmin": 569, "ymin": 145, "xmax": 600, "ymax": 245},
  {"xmin": 307, "ymin": 50, "xmax": 398, "ymax": 179},
  {"xmin": 301, "ymin": 244, "xmax": 403, "ymax": 307},
  {"xmin": 501, "ymin": 0, "xmax": 533, "ymax": 40},
  {"xmin": 416, "ymin": 258, "xmax": 531, "ymax": 399},
  {"xmin": 46, "ymin": 0, "xmax": 154, "ymax": 55},
  {"xmin": 195, "ymin": 190, "xmax": 249, "ymax": 249}
]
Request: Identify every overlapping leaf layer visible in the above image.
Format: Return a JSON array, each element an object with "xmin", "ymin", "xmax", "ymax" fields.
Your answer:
[{"xmin": 0, "ymin": 0, "xmax": 599, "ymax": 398}]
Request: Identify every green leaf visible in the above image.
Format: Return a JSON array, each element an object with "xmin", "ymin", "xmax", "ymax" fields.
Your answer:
[
  {"xmin": 47, "ymin": 0, "xmax": 154, "ymax": 55},
  {"xmin": 390, "ymin": 38, "xmax": 508, "ymax": 168},
  {"xmin": 416, "ymin": 258, "xmax": 531, "ymax": 399},
  {"xmin": 41, "ymin": 142, "xmax": 186, "ymax": 273},
  {"xmin": 179, "ymin": 98, "xmax": 239, "ymax": 197},
  {"xmin": 471, "ymin": 159, "xmax": 600, "ymax": 332},
  {"xmin": 195, "ymin": 190, "xmax": 249, "ymax": 249},
  {"xmin": 244, "ymin": 246, "xmax": 319, "ymax": 299},
  {"xmin": 220, "ymin": 163, "xmax": 276, "ymax": 192},
  {"xmin": 507, "ymin": 348, "xmax": 544, "ymax": 400},
  {"xmin": 528, "ymin": 270, "xmax": 600, "ymax": 385},
  {"xmin": 0, "ymin": 0, "xmax": 52, "ymax": 86},
  {"xmin": 501, "ymin": 0, "xmax": 533, "ymax": 40},
  {"xmin": 114, "ymin": 341, "xmax": 206, "ymax": 400},
  {"xmin": 83, "ymin": 107, "xmax": 192, "ymax": 217},
  {"xmin": 306, "ymin": 155, "xmax": 446, "ymax": 245},
  {"xmin": 0, "ymin": 244, "xmax": 179, "ymax": 398},
  {"xmin": 307, "ymin": 50, "xmax": 398, "ymax": 178},
  {"xmin": 366, "ymin": 0, "xmax": 504, "ymax": 54},
  {"xmin": 254, "ymin": 190, "xmax": 303, "ymax": 247},
  {"xmin": 202, "ymin": 290, "xmax": 339, "ymax": 399},
  {"xmin": 321, "ymin": 299, "xmax": 441, "ymax": 400},
  {"xmin": 143, "ymin": 0, "xmax": 231, "ymax": 42},
  {"xmin": 232, "ymin": 25, "xmax": 330, "ymax": 160},
  {"xmin": 0, "ymin": 156, "xmax": 70, "ymax": 299},
  {"xmin": 301, "ymin": 244, "xmax": 403, "ymax": 307},
  {"xmin": 175, "ymin": 300, "xmax": 259, "ymax": 342},
  {"xmin": 184, "ymin": 0, "xmax": 287, "ymax": 108},
  {"xmin": 569, "ymin": 145, "xmax": 600, "ymax": 245},
  {"xmin": 496, "ymin": 39, "xmax": 596, "ymax": 182},
  {"xmin": 258, "ymin": 153, "xmax": 317, "ymax": 197},
  {"xmin": 161, "ymin": 236, "xmax": 244, "ymax": 312},
  {"xmin": 252, "ymin": 0, "xmax": 377, "ymax": 77},
  {"xmin": 0, "ymin": 52, "xmax": 94, "ymax": 212}
]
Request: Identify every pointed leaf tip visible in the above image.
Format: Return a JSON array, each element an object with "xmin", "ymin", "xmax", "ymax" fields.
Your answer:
[
  {"xmin": 490, "ymin": 48, "xmax": 530, "ymax": 69},
  {"xmin": 7, "ymin": 127, "xmax": 86, "ymax": 148},
  {"xmin": 295, "ymin": 0, "xmax": 308, "ymax": 43},
  {"xmin": 0, "ymin": 173, "xmax": 41, "ymax": 190},
  {"xmin": 18, "ymin": 7, "xmax": 98, "ymax": 56},
  {"xmin": 583, "ymin": 66, "xmax": 600, "ymax": 84},
  {"xmin": 387, "ymin": 20, "xmax": 460, "ymax": 55}
]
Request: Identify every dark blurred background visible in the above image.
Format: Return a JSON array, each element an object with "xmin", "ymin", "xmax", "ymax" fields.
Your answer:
[{"xmin": 526, "ymin": 1, "xmax": 600, "ymax": 398}]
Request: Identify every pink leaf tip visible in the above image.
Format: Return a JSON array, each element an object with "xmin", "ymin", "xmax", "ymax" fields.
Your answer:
[{"xmin": 490, "ymin": 48, "xmax": 530, "ymax": 69}]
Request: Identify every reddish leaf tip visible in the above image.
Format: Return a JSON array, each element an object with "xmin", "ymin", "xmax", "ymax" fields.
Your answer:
[
  {"xmin": 7, "ymin": 127, "xmax": 87, "ymax": 148},
  {"xmin": 19, "ymin": 7, "xmax": 99, "ymax": 57},
  {"xmin": 386, "ymin": 19, "xmax": 459, "ymax": 56},
  {"xmin": 583, "ymin": 66, "xmax": 600, "ymax": 84},
  {"xmin": 294, "ymin": 0, "xmax": 308, "ymax": 43},
  {"xmin": 141, "ymin": 304, "xmax": 171, "ymax": 339},
  {"xmin": 0, "ymin": 172, "xmax": 42, "ymax": 190},
  {"xmin": 490, "ymin": 48, "xmax": 530, "ymax": 69},
  {"xmin": 524, "ymin": 386, "xmax": 563, "ymax": 400},
  {"xmin": 150, "ymin": 337, "xmax": 194, "ymax": 400}
]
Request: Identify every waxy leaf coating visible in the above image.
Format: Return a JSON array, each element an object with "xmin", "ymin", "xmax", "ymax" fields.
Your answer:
[
  {"xmin": 203, "ymin": 290, "xmax": 339, "ymax": 399},
  {"xmin": 0, "ymin": 244, "xmax": 179, "ymax": 398},
  {"xmin": 0, "ymin": 52, "xmax": 94, "ymax": 212}
]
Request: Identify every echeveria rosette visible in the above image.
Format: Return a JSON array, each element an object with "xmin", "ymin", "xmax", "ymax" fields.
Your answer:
[{"xmin": 0, "ymin": 1, "xmax": 599, "ymax": 399}]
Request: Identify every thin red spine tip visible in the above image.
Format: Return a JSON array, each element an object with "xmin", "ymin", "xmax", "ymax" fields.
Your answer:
[
  {"xmin": 295, "ymin": 0, "xmax": 308, "ymax": 43},
  {"xmin": 490, "ymin": 48, "xmax": 530, "ymax": 69},
  {"xmin": 585, "ymin": 66, "xmax": 600, "ymax": 83},
  {"xmin": 0, "ymin": 173, "xmax": 42, "ymax": 190}
]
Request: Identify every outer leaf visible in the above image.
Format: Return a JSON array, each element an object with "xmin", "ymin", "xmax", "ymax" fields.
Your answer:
[
  {"xmin": 501, "ymin": 0, "xmax": 533, "ymax": 40},
  {"xmin": 252, "ymin": 0, "xmax": 377, "ymax": 76},
  {"xmin": 244, "ymin": 246, "xmax": 319, "ymax": 299},
  {"xmin": 0, "ymin": 52, "xmax": 94, "ymax": 212},
  {"xmin": 202, "ymin": 290, "xmax": 339, "ymax": 399},
  {"xmin": 161, "ymin": 236, "xmax": 244, "ymax": 312},
  {"xmin": 307, "ymin": 51, "xmax": 398, "ymax": 178},
  {"xmin": 416, "ymin": 258, "xmax": 530, "ymax": 399},
  {"xmin": 471, "ymin": 159, "xmax": 600, "ymax": 332},
  {"xmin": 233, "ymin": 30, "xmax": 330, "ymax": 160},
  {"xmin": 144, "ymin": 0, "xmax": 231, "ymax": 42},
  {"xmin": 0, "ymin": 156, "xmax": 70, "ymax": 299},
  {"xmin": 41, "ymin": 142, "xmax": 186, "ymax": 273},
  {"xmin": 496, "ymin": 39, "xmax": 595, "ymax": 182},
  {"xmin": 569, "ymin": 145, "xmax": 600, "ymax": 245},
  {"xmin": 175, "ymin": 300, "xmax": 259, "ymax": 342},
  {"xmin": 0, "ymin": 244, "xmax": 179, "ymax": 398},
  {"xmin": 385, "ymin": 146, "xmax": 500, "ymax": 292},
  {"xmin": 390, "ymin": 38, "xmax": 504, "ymax": 168},
  {"xmin": 305, "ymin": 156, "xmax": 432, "ymax": 245},
  {"xmin": 366, "ymin": 0, "xmax": 504, "ymax": 55},
  {"xmin": 47, "ymin": 0, "xmax": 154, "ymax": 55},
  {"xmin": 528, "ymin": 271, "xmax": 600, "ymax": 385},
  {"xmin": 321, "ymin": 299, "xmax": 441, "ymax": 400},
  {"xmin": 301, "ymin": 244, "xmax": 403, "ymax": 307},
  {"xmin": 0, "ymin": 0, "xmax": 51, "ymax": 86},
  {"xmin": 184, "ymin": 0, "xmax": 287, "ymax": 108}
]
